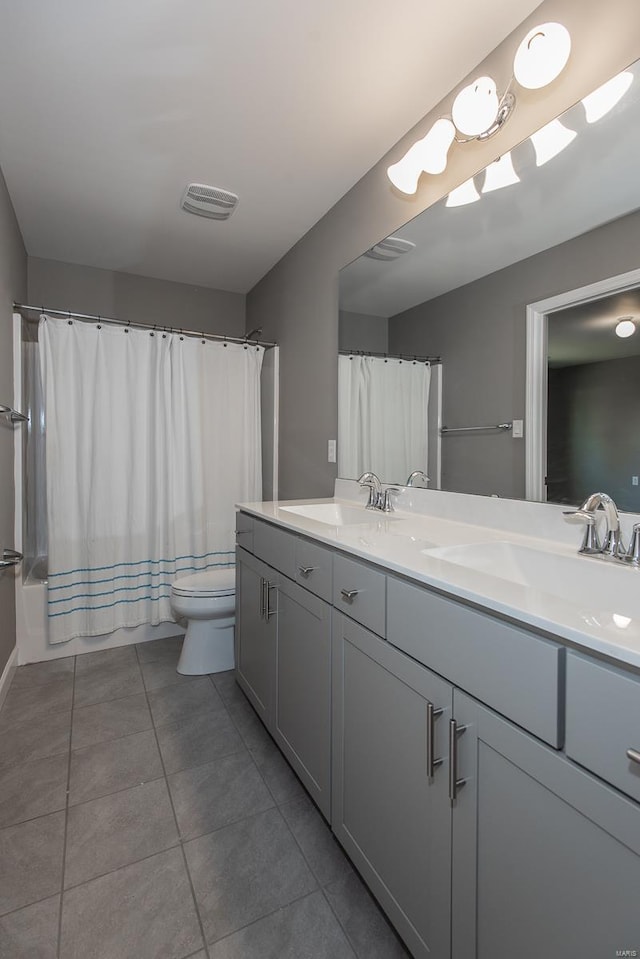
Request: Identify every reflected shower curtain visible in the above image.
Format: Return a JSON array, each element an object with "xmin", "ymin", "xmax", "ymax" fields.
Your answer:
[
  {"xmin": 338, "ymin": 355, "xmax": 431, "ymax": 484},
  {"xmin": 39, "ymin": 315, "xmax": 263, "ymax": 644}
]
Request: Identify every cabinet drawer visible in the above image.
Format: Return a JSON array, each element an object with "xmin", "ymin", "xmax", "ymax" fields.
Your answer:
[
  {"xmin": 333, "ymin": 554, "xmax": 386, "ymax": 637},
  {"xmin": 235, "ymin": 511, "xmax": 254, "ymax": 553},
  {"xmin": 387, "ymin": 577, "xmax": 563, "ymax": 747},
  {"xmin": 295, "ymin": 537, "xmax": 333, "ymax": 602},
  {"xmin": 565, "ymin": 653, "xmax": 640, "ymax": 802},
  {"xmin": 252, "ymin": 518, "xmax": 297, "ymax": 580}
]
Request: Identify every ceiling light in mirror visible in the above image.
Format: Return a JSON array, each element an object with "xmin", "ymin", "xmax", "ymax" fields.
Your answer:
[
  {"xmin": 482, "ymin": 152, "xmax": 519, "ymax": 193},
  {"xmin": 513, "ymin": 22, "xmax": 571, "ymax": 90},
  {"xmin": 615, "ymin": 317, "xmax": 636, "ymax": 338},
  {"xmin": 446, "ymin": 177, "xmax": 480, "ymax": 207},
  {"xmin": 582, "ymin": 71, "xmax": 634, "ymax": 123},
  {"xmin": 530, "ymin": 118, "xmax": 576, "ymax": 166}
]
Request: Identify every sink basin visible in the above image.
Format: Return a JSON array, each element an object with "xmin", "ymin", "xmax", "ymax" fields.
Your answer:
[
  {"xmin": 280, "ymin": 503, "xmax": 383, "ymax": 526},
  {"xmin": 423, "ymin": 540, "xmax": 640, "ymax": 618}
]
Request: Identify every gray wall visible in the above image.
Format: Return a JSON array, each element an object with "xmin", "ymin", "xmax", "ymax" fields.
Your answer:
[
  {"xmin": 28, "ymin": 257, "xmax": 245, "ymax": 336},
  {"xmin": 548, "ymin": 355, "xmax": 640, "ymax": 511},
  {"xmin": 339, "ymin": 311, "xmax": 388, "ymax": 354},
  {"xmin": 0, "ymin": 168, "xmax": 27, "ymax": 677},
  {"xmin": 247, "ymin": 0, "xmax": 640, "ymax": 500},
  {"xmin": 388, "ymin": 208, "xmax": 640, "ymax": 498}
]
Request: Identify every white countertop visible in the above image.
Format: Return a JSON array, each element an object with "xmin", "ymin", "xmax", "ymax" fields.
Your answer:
[{"xmin": 237, "ymin": 483, "xmax": 640, "ymax": 671}]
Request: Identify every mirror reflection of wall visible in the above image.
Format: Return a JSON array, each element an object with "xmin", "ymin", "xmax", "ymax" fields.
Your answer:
[
  {"xmin": 547, "ymin": 289, "xmax": 640, "ymax": 512},
  {"xmin": 339, "ymin": 58, "xmax": 640, "ymax": 507}
]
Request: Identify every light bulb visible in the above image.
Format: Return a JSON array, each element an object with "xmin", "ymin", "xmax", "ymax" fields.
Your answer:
[
  {"xmin": 452, "ymin": 77, "xmax": 500, "ymax": 137},
  {"xmin": 582, "ymin": 71, "xmax": 634, "ymax": 123},
  {"xmin": 387, "ymin": 119, "xmax": 455, "ymax": 193},
  {"xmin": 613, "ymin": 613, "xmax": 632, "ymax": 630},
  {"xmin": 446, "ymin": 177, "xmax": 480, "ymax": 207},
  {"xmin": 482, "ymin": 153, "xmax": 520, "ymax": 193},
  {"xmin": 513, "ymin": 22, "xmax": 571, "ymax": 90},
  {"xmin": 615, "ymin": 318, "xmax": 636, "ymax": 338},
  {"xmin": 530, "ymin": 118, "xmax": 576, "ymax": 166}
]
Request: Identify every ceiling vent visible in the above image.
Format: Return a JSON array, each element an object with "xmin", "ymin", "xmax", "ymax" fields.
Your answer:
[
  {"xmin": 364, "ymin": 236, "xmax": 416, "ymax": 261},
  {"xmin": 181, "ymin": 183, "xmax": 239, "ymax": 220}
]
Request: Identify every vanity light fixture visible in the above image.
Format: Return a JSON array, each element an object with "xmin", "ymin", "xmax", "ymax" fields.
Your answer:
[
  {"xmin": 582, "ymin": 71, "xmax": 634, "ymax": 123},
  {"xmin": 445, "ymin": 176, "xmax": 481, "ymax": 207},
  {"xmin": 387, "ymin": 22, "xmax": 571, "ymax": 195},
  {"xmin": 615, "ymin": 316, "xmax": 636, "ymax": 338},
  {"xmin": 530, "ymin": 118, "xmax": 577, "ymax": 166},
  {"xmin": 481, "ymin": 152, "xmax": 520, "ymax": 193}
]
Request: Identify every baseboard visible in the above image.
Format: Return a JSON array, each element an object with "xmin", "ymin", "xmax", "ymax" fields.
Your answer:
[{"xmin": 0, "ymin": 646, "xmax": 17, "ymax": 710}]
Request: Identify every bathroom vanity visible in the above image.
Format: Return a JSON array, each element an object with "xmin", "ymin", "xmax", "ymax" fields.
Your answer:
[{"xmin": 235, "ymin": 485, "xmax": 640, "ymax": 959}]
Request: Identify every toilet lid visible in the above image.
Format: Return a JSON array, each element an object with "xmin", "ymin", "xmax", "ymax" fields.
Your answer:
[{"xmin": 171, "ymin": 567, "xmax": 236, "ymax": 598}]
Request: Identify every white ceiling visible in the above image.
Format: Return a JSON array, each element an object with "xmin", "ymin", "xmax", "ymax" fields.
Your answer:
[{"xmin": 0, "ymin": 0, "xmax": 543, "ymax": 293}]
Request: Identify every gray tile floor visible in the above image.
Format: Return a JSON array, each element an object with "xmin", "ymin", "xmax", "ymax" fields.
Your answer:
[{"xmin": 0, "ymin": 637, "xmax": 410, "ymax": 959}]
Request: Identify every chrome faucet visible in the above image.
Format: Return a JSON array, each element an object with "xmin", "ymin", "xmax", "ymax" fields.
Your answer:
[
  {"xmin": 406, "ymin": 470, "xmax": 430, "ymax": 488},
  {"xmin": 564, "ymin": 492, "xmax": 625, "ymax": 560},
  {"xmin": 357, "ymin": 472, "xmax": 382, "ymax": 510}
]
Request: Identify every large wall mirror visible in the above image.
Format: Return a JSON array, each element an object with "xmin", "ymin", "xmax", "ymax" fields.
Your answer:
[{"xmin": 339, "ymin": 58, "xmax": 640, "ymax": 511}]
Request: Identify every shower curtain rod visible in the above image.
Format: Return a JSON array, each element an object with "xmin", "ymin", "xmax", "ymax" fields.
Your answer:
[
  {"xmin": 13, "ymin": 302, "xmax": 278, "ymax": 349},
  {"xmin": 339, "ymin": 349, "xmax": 441, "ymax": 364}
]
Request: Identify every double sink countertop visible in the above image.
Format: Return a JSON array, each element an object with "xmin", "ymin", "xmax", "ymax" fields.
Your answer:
[{"xmin": 237, "ymin": 484, "xmax": 640, "ymax": 672}]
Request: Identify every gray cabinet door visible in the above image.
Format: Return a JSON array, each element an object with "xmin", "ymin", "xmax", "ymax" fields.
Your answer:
[
  {"xmin": 332, "ymin": 611, "xmax": 453, "ymax": 959},
  {"xmin": 235, "ymin": 547, "xmax": 277, "ymax": 730},
  {"xmin": 275, "ymin": 577, "xmax": 332, "ymax": 818},
  {"xmin": 452, "ymin": 689, "xmax": 640, "ymax": 959}
]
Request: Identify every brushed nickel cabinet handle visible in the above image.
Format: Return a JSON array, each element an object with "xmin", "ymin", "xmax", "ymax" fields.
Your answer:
[
  {"xmin": 298, "ymin": 566, "xmax": 318, "ymax": 577},
  {"xmin": 259, "ymin": 577, "xmax": 266, "ymax": 620},
  {"xmin": 449, "ymin": 719, "xmax": 468, "ymax": 802},
  {"xmin": 340, "ymin": 588, "xmax": 360, "ymax": 602},
  {"xmin": 627, "ymin": 747, "xmax": 640, "ymax": 766},
  {"xmin": 266, "ymin": 583, "xmax": 277, "ymax": 619},
  {"xmin": 426, "ymin": 702, "xmax": 443, "ymax": 779}
]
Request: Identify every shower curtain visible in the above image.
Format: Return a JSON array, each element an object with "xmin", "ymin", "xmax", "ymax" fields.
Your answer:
[
  {"xmin": 39, "ymin": 315, "xmax": 263, "ymax": 644},
  {"xmin": 338, "ymin": 354, "xmax": 431, "ymax": 484}
]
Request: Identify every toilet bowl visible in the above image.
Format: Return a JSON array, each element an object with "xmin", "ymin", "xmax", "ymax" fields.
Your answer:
[{"xmin": 170, "ymin": 568, "xmax": 236, "ymax": 675}]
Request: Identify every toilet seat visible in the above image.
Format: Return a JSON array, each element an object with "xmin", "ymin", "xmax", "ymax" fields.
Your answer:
[{"xmin": 171, "ymin": 568, "xmax": 235, "ymax": 598}]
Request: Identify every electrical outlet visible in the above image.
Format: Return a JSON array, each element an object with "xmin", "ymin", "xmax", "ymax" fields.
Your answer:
[
  {"xmin": 633, "ymin": 476, "xmax": 639, "ymax": 486},
  {"xmin": 328, "ymin": 439, "xmax": 336, "ymax": 463},
  {"xmin": 512, "ymin": 419, "xmax": 523, "ymax": 438}
]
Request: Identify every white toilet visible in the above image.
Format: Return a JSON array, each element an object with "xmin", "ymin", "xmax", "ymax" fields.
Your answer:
[{"xmin": 170, "ymin": 567, "xmax": 236, "ymax": 675}]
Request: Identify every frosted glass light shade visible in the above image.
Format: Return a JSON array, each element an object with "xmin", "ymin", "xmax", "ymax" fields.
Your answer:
[
  {"xmin": 482, "ymin": 152, "xmax": 519, "ymax": 193},
  {"xmin": 615, "ymin": 318, "xmax": 636, "ymax": 338},
  {"xmin": 451, "ymin": 77, "xmax": 499, "ymax": 136},
  {"xmin": 582, "ymin": 72, "xmax": 633, "ymax": 123},
  {"xmin": 446, "ymin": 177, "xmax": 480, "ymax": 207},
  {"xmin": 530, "ymin": 118, "xmax": 576, "ymax": 166},
  {"xmin": 387, "ymin": 118, "xmax": 455, "ymax": 193},
  {"xmin": 513, "ymin": 22, "xmax": 571, "ymax": 90}
]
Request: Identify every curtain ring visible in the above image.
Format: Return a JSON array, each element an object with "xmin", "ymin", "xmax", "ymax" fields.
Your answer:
[
  {"xmin": 97, "ymin": 315, "xmax": 102, "ymax": 330},
  {"xmin": 201, "ymin": 331, "xmax": 205, "ymax": 344},
  {"xmin": 67, "ymin": 309, "xmax": 72, "ymax": 326}
]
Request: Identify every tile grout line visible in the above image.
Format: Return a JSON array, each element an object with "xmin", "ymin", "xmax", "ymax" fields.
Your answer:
[
  {"xmin": 134, "ymin": 643, "xmax": 212, "ymax": 959},
  {"xmin": 56, "ymin": 653, "xmax": 77, "ymax": 959}
]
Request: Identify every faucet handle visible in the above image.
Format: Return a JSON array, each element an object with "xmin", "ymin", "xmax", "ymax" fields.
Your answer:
[
  {"xmin": 626, "ymin": 524, "xmax": 640, "ymax": 567},
  {"xmin": 563, "ymin": 509, "xmax": 601, "ymax": 554},
  {"xmin": 382, "ymin": 488, "xmax": 400, "ymax": 512}
]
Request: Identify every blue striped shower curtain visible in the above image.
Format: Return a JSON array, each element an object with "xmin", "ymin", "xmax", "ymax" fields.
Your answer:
[{"xmin": 39, "ymin": 315, "xmax": 263, "ymax": 644}]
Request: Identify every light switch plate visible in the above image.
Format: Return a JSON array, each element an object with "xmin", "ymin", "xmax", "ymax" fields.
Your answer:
[
  {"xmin": 512, "ymin": 419, "xmax": 524, "ymax": 438},
  {"xmin": 328, "ymin": 439, "xmax": 336, "ymax": 463}
]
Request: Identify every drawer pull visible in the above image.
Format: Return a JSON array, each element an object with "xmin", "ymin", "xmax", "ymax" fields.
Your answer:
[
  {"xmin": 236, "ymin": 529, "xmax": 251, "ymax": 536},
  {"xmin": 298, "ymin": 566, "xmax": 318, "ymax": 577},
  {"xmin": 340, "ymin": 588, "xmax": 360, "ymax": 602},
  {"xmin": 449, "ymin": 719, "xmax": 468, "ymax": 802},
  {"xmin": 627, "ymin": 748, "xmax": 640, "ymax": 766},
  {"xmin": 426, "ymin": 702, "xmax": 443, "ymax": 779}
]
